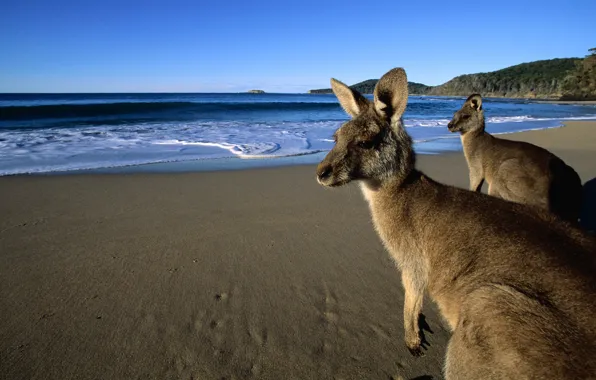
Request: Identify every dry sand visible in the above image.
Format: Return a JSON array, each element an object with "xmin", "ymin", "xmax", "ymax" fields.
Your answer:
[{"xmin": 1, "ymin": 121, "xmax": 595, "ymax": 380}]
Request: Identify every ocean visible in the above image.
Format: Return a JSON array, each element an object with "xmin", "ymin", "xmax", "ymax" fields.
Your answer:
[{"xmin": 1, "ymin": 93, "xmax": 596, "ymax": 176}]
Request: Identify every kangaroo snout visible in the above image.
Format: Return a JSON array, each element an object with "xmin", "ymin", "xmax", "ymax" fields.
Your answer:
[
  {"xmin": 316, "ymin": 164, "xmax": 333, "ymax": 182},
  {"xmin": 316, "ymin": 159, "xmax": 348, "ymax": 187},
  {"xmin": 447, "ymin": 122, "xmax": 456, "ymax": 132}
]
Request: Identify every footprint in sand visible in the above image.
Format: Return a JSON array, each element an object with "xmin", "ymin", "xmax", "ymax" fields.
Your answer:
[
  {"xmin": 214, "ymin": 284, "xmax": 238, "ymax": 305},
  {"xmin": 248, "ymin": 326, "xmax": 268, "ymax": 347},
  {"xmin": 192, "ymin": 310, "xmax": 207, "ymax": 333},
  {"xmin": 250, "ymin": 362, "xmax": 261, "ymax": 376},
  {"xmin": 338, "ymin": 327, "xmax": 349, "ymax": 337},
  {"xmin": 322, "ymin": 282, "xmax": 339, "ymax": 325},
  {"xmin": 312, "ymin": 282, "xmax": 342, "ymax": 355},
  {"xmin": 325, "ymin": 310, "xmax": 339, "ymax": 323},
  {"xmin": 214, "ymin": 292, "xmax": 228, "ymax": 302},
  {"xmin": 369, "ymin": 324, "xmax": 391, "ymax": 340},
  {"xmin": 194, "ymin": 285, "xmax": 239, "ymax": 361},
  {"xmin": 290, "ymin": 283, "xmax": 307, "ymax": 300}
]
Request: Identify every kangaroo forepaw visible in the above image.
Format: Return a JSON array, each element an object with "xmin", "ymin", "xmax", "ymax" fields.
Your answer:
[
  {"xmin": 405, "ymin": 336, "xmax": 430, "ymax": 357},
  {"xmin": 407, "ymin": 344, "xmax": 425, "ymax": 357}
]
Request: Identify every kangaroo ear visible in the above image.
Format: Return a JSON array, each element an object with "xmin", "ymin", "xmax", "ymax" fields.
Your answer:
[
  {"xmin": 466, "ymin": 94, "xmax": 483, "ymax": 111},
  {"xmin": 373, "ymin": 68, "xmax": 408, "ymax": 124},
  {"xmin": 330, "ymin": 78, "xmax": 369, "ymax": 118}
]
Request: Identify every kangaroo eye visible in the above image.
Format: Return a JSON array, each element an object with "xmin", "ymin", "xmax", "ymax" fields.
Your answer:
[
  {"xmin": 462, "ymin": 114, "xmax": 471, "ymax": 120},
  {"xmin": 357, "ymin": 140, "xmax": 375, "ymax": 149}
]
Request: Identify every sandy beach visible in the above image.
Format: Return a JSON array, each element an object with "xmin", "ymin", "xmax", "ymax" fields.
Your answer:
[{"xmin": 1, "ymin": 121, "xmax": 595, "ymax": 380}]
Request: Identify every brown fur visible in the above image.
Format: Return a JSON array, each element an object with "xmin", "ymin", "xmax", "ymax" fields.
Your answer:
[
  {"xmin": 448, "ymin": 94, "xmax": 583, "ymax": 223},
  {"xmin": 316, "ymin": 68, "xmax": 596, "ymax": 379}
]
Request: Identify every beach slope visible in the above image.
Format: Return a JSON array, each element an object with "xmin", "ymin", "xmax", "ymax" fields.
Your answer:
[{"xmin": 1, "ymin": 121, "xmax": 595, "ymax": 380}]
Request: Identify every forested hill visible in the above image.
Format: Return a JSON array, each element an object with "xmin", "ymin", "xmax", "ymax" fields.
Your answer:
[
  {"xmin": 308, "ymin": 56, "xmax": 596, "ymax": 100},
  {"xmin": 427, "ymin": 58, "xmax": 579, "ymax": 98}
]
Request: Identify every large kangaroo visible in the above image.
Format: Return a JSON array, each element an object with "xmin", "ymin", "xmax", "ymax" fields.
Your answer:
[
  {"xmin": 448, "ymin": 94, "xmax": 583, "ymax": 223},
  {"xmin": 316, "ymin": 68, "xmax": 596, "ymax": 379}
]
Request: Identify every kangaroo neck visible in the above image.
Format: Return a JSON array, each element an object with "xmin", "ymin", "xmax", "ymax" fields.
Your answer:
[
  {"xmin": 359, "ymin": 168, "xmax": 424, "ymax": 206},
  {"xmin": 358, "ymin": 169, "xmax": 429, "ymax": 262},
  {"xmin": 461, "ymin": 121, "xmax": 490, "ymax": 149}
]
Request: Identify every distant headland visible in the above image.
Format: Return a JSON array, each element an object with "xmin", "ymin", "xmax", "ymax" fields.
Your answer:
[
  {"xmin": 248, "ymin": 90, "xmax": 265, "ymax": 94},
  {"xmin": 308, "ymin": 48, "xmax": 596, "ymax": 101}
]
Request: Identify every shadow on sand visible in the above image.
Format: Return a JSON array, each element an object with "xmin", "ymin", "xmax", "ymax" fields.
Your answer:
[{"xmin": 580, "ymin": 177, "xmax": 596, "ymax": 233}]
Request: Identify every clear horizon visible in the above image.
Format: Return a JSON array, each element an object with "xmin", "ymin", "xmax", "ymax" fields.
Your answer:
[{"xmin": 1, "ymin": 0, "xmax": 595, "ymax": 93}]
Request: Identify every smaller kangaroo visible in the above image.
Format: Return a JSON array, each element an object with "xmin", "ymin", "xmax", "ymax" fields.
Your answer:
[
  {"xmin": 317, "ymin": 68, "xmax": 596, "ymax": 379},
  {"xmin": 447, "ymin": 94, "xmax": 583, "ymax": 222}
]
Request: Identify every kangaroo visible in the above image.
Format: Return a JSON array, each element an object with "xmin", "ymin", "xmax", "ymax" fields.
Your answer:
[
  {"xmin": 316, "ymin": 67, "xmax": 596, "ymax": 379},
  {"xmin": 447, "ymin": 94, "xmax": 583, "ymax": 223}
]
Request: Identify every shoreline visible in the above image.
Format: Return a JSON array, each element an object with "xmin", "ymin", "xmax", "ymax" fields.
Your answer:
[
  {"xmin": 2, "ymin": 120, "xmax": 594, "ymax": 177},
  {"xmin": 533, "ymin": 99, "xmax": 596, "ymax": 105}
]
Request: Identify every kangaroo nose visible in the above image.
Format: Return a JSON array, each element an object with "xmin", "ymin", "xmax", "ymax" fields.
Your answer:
[{"xmin": 317, "ymin": 165, "xmax": 333, "ymax": 181}]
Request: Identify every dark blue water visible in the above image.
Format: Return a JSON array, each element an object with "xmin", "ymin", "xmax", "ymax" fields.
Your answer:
[{"xmin": 1, "ymin": 93, "xmax": 595, "ymax": 175}]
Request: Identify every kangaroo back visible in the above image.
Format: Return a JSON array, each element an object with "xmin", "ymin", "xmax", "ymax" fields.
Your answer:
[
  {"xmin": 448, "ymin": 94, "xmax": 584, "ymax": 223},
  {"xmin": 548, "ymin": 156, "xmax": 583, "ymax": 222}
]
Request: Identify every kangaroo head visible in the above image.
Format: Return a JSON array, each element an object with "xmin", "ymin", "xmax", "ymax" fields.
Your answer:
[
  {"xmin": 316, "ymin": 67, "xmax": 414, "ymax": 187},
  {"xmin": 447, "ymin": 94, "xmax": 484, "ymax": 134}
]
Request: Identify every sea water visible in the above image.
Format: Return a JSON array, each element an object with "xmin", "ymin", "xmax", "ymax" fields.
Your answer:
[{"xmin": 1, "ymin": 93, "xmax": 595, "ymax": 175}]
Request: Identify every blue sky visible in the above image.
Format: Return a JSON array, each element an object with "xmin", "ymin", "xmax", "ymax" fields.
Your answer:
[{"xmin": 1, "ymin": 0, "xmax": 595, "ymax": 93}]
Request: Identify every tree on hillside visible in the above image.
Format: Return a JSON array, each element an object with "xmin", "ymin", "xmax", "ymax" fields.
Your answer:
[{"xmin": 561, "ymin": 48, "xmax": 596, "ymax": 100}]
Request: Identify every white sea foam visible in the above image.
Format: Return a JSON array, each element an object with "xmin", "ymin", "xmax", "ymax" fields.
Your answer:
[
  {"xmin": 1, "ymin": 114, "xmax": 595, "ymax": 175},
  {"xmin": 404, "ymin": 114, "xmax": 596, "ymax": 128}
]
